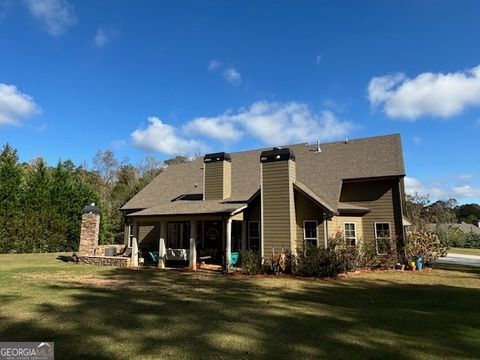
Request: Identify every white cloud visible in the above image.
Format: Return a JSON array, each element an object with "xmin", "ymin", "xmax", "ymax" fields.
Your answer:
[
  {"xmin": 223, "ymin": 67, "xmax": 241, "ymax": 85},
  {"xmin": 94, "ymin": 28, "xmax": 109, "ymax": 47},
  {"xmin": 183, "ymin": 101, "xmax": 352, "ymax": 145},
  {"xmin": 413, "ymin": 136, "xmax": 422, "ymax": 144},
  {"xmin": 131, "ymin": 117, "xmax": 206, "ymax": 155},
  {"xmin": 183, "ymin": 117, "xmax": 242, "ymax": 142},
  {"xmin": 368, "ymin": 65, "xmax": 480, "ymax": 120},
  {"xmin": 0, "ymin": 83, "xmax": 40, "ymax": 126},
  {"xmin": 207, "ymin": 60, "xmax": 220, "ymax": 71},
  {"xmin": 24, "ymin": 0, "xmax": 76, "ymax": 36},
  {"xmin": 405, "ymin": 176, "xmax": 480, "ymax": 200},
  {"xmin": 475, "ymin": 118, "xmax": 480, "ymax": 127},
  {"xmin": 315, "ymin": 54, "xmax": 323, "ymax": 65}
]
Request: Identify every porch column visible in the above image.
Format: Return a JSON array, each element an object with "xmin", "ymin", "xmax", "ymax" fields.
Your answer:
[
  {"xmin": 226, "ymin": 218, "xmax": 232, "ymax": 272},
  {"xmin": 158, "ymin": 220, "xmax": 166, "ymax": 269},
  {"xmin": 189, "ymin": 220, "xmax": 197, "ymax": 271},
  {"xmin": 131, "ymin": 237, "xmax": 139, "ymax": 267},
  {"xmin": 241, "ymin": 221, "xmax": 247, "ymax": 251}
]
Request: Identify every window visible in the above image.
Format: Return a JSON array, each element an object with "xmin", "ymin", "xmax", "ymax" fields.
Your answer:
[
  {"xmin": 248, "ymin": 221, "xmax": 260, "ymax": 251},
  {"xmin": 344, "ymin": 222, "xmax": 357, "ymax": 246},
  {"xmin": 304, "ymin": 220, "xmax": 318, "ymax": 247},
  {"xmin": 128, "ymin": 224, "xmax": 135, "ymax": 248},
  {"xmin": 375, "ymin": 222, "xmax": 391, "ymax": 255}
]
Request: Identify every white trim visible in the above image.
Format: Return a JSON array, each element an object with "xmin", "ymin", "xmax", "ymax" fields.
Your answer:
[
  {"xmin": 127, "ymin": 224, "xmax": 135, "ymax": 248},
  {"xmin": 343, "ymin": 222, "xmax": 357, "ymax": 246},
  {"xmin": 248, "ymin": 221, "xmax": 260, "ymax": 251},
  {"xmin": 323, "ymin": 216, "xmax": 328, "ymax": 248},
  {"xmin": 202, "ymin": 163, "xmax": 206, "ymax": 200},
  {"xmin": 230, "ymin": 204, "xmax": 248, "ymax": 216},
  {"xmin": 260, "ymin": 163, "xmax": 264, "ymax": 260},
  {"xmin": 374, "ymin": 222, "xmax": 391, "ymax": 255},
  {"xmin": 303, "ymin": 220, "xmax": 319, "ymax": 247}
]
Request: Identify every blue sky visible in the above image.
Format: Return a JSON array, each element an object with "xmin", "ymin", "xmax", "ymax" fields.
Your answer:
[{"xmin": 0, "ymin": 0, "xmax": 479, "ymax": 203}]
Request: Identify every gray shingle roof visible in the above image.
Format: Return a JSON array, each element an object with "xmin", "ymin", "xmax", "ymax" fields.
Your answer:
[{"xmin": 122, "ymin": 133, "xmax": 405, "ymax": 214}]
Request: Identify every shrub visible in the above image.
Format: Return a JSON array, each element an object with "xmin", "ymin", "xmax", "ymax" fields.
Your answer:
[
  {"xmin": 358, "ymin": 238, "xmax": 398, "ymax": 269},
  {"xmin": 464, "ymin": 232, "xmax": 480, "ymax": 248},
  {"xmin": 405, "ymin": 229, "xmax": 446, "ymax": 263},
  {"xmin": 434, "ymin": 225, "xmax": 465, "ymax": 248},
  {"xmin": 328, "ymin": 232, "xmax": 359, "ymax": 272},
  {"xmin": 239, "ymin": 250, "xmax": 263, "ymax": 275},
  {"xmin": 294, "ymin": 244, "xmax": 346, "ymax": 278}
]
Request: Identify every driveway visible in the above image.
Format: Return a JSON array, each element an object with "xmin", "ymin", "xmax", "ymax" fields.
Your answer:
[{"xmin": 436, "ymin": 253, "xmax": 480, "ymax": 268}]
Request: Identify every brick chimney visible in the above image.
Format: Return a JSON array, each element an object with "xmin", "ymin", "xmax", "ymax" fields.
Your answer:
[
  {"xmin": 203, "ymin": 152, "xmax": 232, "ymax": 200},
  {"xmin": 79, "ymin": 203, "xmax": 101, "ymax": 256},
  {"xmin": 260, "ymin": 147, "xmax": 296, "ymax": 259}
]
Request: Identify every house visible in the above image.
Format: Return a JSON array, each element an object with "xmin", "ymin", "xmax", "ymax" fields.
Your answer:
[
  {"xmin": 426, "ymin": 222, "xmax": 480, "ymax": 236},
  {"xmin": 121, "ymin": 133, "xmax": 407, "ymax": 269}
]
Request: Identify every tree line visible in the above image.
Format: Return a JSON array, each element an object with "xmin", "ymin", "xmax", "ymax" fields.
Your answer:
[
  {"xmin": 405, "ymin": 194, "xmax": 480, "ymax": 248},
  {"xmin": 0, "ymin": 143, "xmax": 187, "ymax": 253}
]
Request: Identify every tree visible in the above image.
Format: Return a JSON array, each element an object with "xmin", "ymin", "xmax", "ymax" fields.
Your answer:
[
  {"xmin": 455, "ymin": 203, "xmax": 480, "ymax": 223},
  {"xmin": 405, "ymin": 193, "xmax": 430, "ymax": 229}
]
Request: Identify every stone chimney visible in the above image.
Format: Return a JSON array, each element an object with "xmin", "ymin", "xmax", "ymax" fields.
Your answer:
[
  {"xmin": 79, "ymin": 203, "xmax": 101, "ymax": 256},
  {"xmin": 203, "ymin": 152, "xmax": 232, "ymax": 200},
  {"xmin": 260, "ymin": 147, "xmax": 296, "ymax": 259}
]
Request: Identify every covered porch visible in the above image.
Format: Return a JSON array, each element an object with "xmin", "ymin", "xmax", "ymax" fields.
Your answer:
[{"xmin": 126, "ymin": 202, "xmax": 250, "ymax": 271}]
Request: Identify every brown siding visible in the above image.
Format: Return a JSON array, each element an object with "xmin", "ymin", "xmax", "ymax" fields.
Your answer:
[
  {"xmin": 245, "ymin": 195, "xmax": 261, "ymax": 221},
  {"xmin": 204, "ymin": 161, "xmax": 231, "ymax": 200},
  {"xmin": 294, "ymin": 191, "xmax": 325, "ymax": 249},
  {"xmin": 339, "ymin": 179, "xmax": 402, "ymax": 245},
  {"xmin": 137, "ymin": 222, "xmax": 160, "ymax": 245},
  {"xmin": 262, "ymin": 160, "xmax": 295, "ymax": 257}
]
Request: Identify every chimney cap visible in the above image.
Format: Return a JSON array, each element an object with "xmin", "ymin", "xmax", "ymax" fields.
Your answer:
[
  {"xmin": 203, "ymin": 152, "xmax": 231, "ymax": 163},
  {"xmin": 260, "ymin": 147, "xmax": 295, "ymax": 163},
  {"xmin": 82, "ymin": 203, "xmax": 100, "ymax": 215}
]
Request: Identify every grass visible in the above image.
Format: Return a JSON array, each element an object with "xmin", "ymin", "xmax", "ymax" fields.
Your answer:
[
  {"xmin": 449, "ymin": 247, "xmax": 480, "ymax": 256},
  {"xmin": 0, "ymin": 254, "xmax": 479, "ymax": 359}
]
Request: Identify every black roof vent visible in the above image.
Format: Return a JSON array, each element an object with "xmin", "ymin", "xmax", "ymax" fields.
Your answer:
[
  {"xmin": 203, "ymin": 152, "xmax": 231, "ymax": 163},
  {"xmin": 260, "ymin": 147, "xmax": 295, "ymax": 163},
  {"xmin": 82, "ymin": 203, "xmax": 100, "ymax": 215}
]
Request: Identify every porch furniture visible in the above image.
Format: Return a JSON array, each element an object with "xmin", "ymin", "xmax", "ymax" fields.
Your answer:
[
  {"xmin": 166, "ymin": 248, "xmax": 189, "ymax": 261},
  {"xmin": 148, "ymin": 251, "xmax": 159, "ymax": 263},
  {"xmin": 231, "ymin": 252, "xmax": 239, "ymax": 266}
]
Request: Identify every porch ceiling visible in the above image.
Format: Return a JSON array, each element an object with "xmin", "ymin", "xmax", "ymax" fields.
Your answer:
[{"xmin": 127, "ymin": 200, "xmax": 247, "ymax": 217}]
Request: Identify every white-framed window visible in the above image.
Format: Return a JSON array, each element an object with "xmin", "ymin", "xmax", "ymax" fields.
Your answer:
[
  {"xmin": 374, "ymin": 222, "xmax": 391, "ymax": 255},
  {"xmin": 128, "ymin": 224, "xmax": 135, "ymax": 248},
  {"xmin": 344, "ymin": 222, "xmax": 357, "ymax": 246},
  {"xmin": 248, "ymin": 221, "xmax": 260, "ymax": 251},
  {"xmin": 303, "ymin": 220, "xmax": 318, "ymax": 247}
]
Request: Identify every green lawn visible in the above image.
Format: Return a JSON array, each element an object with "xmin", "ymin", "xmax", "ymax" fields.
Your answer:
[
  {"xmin": 0, "ymin": 254, "xmax": 479, "ymax": 359},
  {"xmin": 449, "ymin": 247, "xmax": 480, "ymax": 256}
]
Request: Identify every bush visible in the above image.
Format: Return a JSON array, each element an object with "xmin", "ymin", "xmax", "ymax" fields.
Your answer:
[
  {"xmin": 239, "ymin": 250, "xmax": 263, "ymax": 275},
  {"xmin": 358, "ymin": 238, "xmax": 398, "ymax": 269},
  {"xmin": 294, "ymin": 244, "xmax": 346, "ymax": 278},
  {"xmin": 434, "ymin": 225, "xmax": 465, "ymax": 248},
  {"xmin": 464, "ymin": 232, "xmax": 480, "ymax": 248},
  {"xmin": 328, "ymin": 233, "xmax": 359, "ymax": 272},
  {"xmin": 405, "ymin": 229, "xmax": 446, "ymax": 263}
]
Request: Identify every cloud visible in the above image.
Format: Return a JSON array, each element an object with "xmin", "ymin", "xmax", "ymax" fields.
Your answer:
[
  {"xmin": 368, "ymin": 65, "xmax": 480, "ymax": 120},
  {"xmin": 183, "ymin": 101, "xmax": 352, "ymax": 145},
  {"xmin": 131, "ymin": 117, "xmax": 206, "ymax": 155},
  {"xmin": 315, "ymin": 54, "xmax": 323, "ymax": 65},
  {"xmin": 183, "ymin": 117, "xmax": 242, "ymax": 142},
  {"xmin": 413, "ymin": 136, "xmax": 422, "ymax": 144},
  {"xmin": 24, "ymin": 0, "xmax": 76, "ymax": 36},
  {"xmin": 475, "ymin": 118, "xmax": 480, "ymax": 127},
  {"xmin": 405, "ymin": 176, "xmax": 480, "ymax": 200},
  {"xmin": 94, "ymin": 28, "xmax": 109, "ymax": 47},
  {"xmin": 222, "ymin": 67, "xmax": 241, "ymax": 85},
  {"xmin": 0, "ymin": 83, "xmax": 40, "ymax": 126},
  {"xmin": 207, "ymin": 60, "xmax": 220, "ymax": 71}
]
